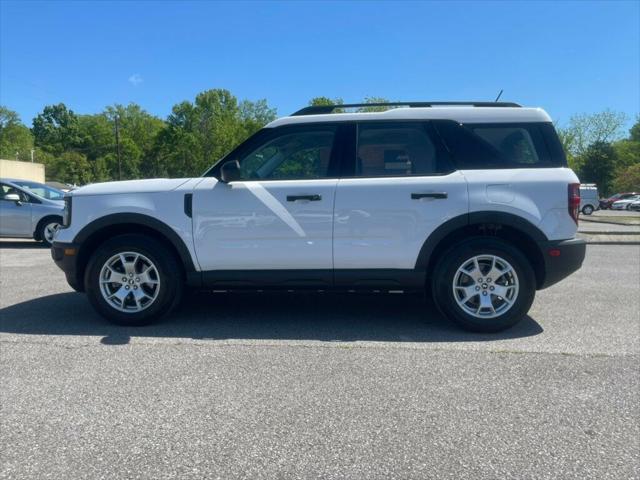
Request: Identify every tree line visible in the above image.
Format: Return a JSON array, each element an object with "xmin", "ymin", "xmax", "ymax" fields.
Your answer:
[{"xmin": 0, "ymin": 89, "xmax": 638, "ymax": 195}]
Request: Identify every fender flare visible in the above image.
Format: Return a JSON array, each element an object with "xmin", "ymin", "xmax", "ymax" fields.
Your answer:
[
  {"xmin": 414, "ymin": 211, "xmax": 548, "ymax": 270},
  {"xmin": 73, "ymin": 213, "xmax": 196, "ymax": 272}
]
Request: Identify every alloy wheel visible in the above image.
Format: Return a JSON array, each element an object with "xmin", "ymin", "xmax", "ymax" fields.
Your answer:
[
  {"xmin": 99, "ymin": 251, "xmax": 161, "ymax": 313},
  {"xmin": 452, "ymin": 254, "xmax": 519, "ymax": 319}
]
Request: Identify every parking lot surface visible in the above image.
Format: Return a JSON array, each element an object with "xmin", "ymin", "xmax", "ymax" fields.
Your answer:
[{"xmin": 1, "ymin": 242, "xmax": 639, "ymax": 479}]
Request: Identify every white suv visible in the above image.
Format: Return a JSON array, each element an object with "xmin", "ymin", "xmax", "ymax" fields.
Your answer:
[{"xmin": 52, "ymin": 102, "xmax": 586, "ymax": 332}]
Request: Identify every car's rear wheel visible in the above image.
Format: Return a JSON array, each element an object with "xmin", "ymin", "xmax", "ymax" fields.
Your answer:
[
  {"xmin": 431, "ymin": 238, "xmax": 536, "ymax": 332},
  {"xmin": 582, "ymin": 205, "xmax": 594, "ymax": 215},
  {"xmin": 85, "ymin": 234, "xmax": 183, "ymax": 326}
]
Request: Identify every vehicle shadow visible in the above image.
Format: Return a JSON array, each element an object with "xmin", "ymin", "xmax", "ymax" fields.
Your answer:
[
  {"xmin": 0, "ymin": 240, "xmax": 48, "ymax": 249},
  {"xmin": 0, "ymin": 291, "xmax": 543, "ymax": 344}
]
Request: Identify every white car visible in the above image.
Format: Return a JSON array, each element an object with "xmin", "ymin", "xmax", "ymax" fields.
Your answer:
[
  {"xmin": 52, "ymin": 101, "xmax": 586, "ymax": 332},
  {"xmin": 611, "ymin": 195, "xmax": 640, "ymax": 210}
]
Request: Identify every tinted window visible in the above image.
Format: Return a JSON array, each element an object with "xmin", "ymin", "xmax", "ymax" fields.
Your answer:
[
  {"xmin": 434, "ymin": 120, "xmax": 563, "ymax": 169},
  {"xmin": 356, "ymin": 122, "xmax": 449, "ymax": 176},
  {"xmin": 238, "ymin": 127, "xmax": 336, "ymax": 180},
  {"xmin": 470, "ymin": 126, "xmax": 539, "ymax": 164}
]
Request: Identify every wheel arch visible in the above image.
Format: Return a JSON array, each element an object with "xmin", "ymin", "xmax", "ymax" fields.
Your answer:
[
  {"xmin": 73, "ymin": 213, "xmax": 196, "ymax": 289},
  {"xmin": 416, "ymin": 212, "xmax": 548, "ymax": 289}
]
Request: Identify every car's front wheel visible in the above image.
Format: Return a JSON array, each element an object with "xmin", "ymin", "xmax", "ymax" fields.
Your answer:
[
  {"xmin": 85, "ymin": 234, "xmax": 183, "ymax": 326},
  {"xmin": 582, "ymin": 205, "xmax": 594, "ymax": 215},
  {"xmin": 431, "ymin": 238, "xmax": 536, "ymax": 332},
  {"xmin": 37, "ymin": 217, "xmax": 62, "ymax": 247}
]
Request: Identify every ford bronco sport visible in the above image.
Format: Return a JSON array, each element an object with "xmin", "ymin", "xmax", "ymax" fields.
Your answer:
[{"xmin": 52, "ymin": 101, "xmax": 586, "ymax": 332}]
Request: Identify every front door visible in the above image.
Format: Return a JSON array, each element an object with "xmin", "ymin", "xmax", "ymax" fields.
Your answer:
[
  {"xmin": 0, "ymin": 184, "xmax": 32, "ymax": 236},
  {"xmin": 193, "ymin": 124, "xmax": 342, "ymax": 281}
]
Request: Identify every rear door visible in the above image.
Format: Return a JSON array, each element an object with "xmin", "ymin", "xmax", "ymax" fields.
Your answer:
[{"xmin": 333, "ymin": 121, "xmax": 468, "ymax": 273}]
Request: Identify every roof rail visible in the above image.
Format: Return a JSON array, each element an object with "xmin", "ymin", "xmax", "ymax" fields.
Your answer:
[{"xmin": 292, "ymin": 101, "xmax": 522, "ymax": 116}]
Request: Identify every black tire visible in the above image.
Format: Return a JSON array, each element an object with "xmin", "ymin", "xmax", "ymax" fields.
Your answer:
[
  {"xmin": 85, "ymin": 234, "xmax": 183, "ymax": 326},
  {"xmin": 582, "ymin": 205, "xmax": 594, "ymax": 215},
  {"xmin": 36, "ymin": 216, "xmax": 63, "ymax": 247},
  {"xmin": 431, "ymin": 237, "xmax": 536, "ymax": 333}
]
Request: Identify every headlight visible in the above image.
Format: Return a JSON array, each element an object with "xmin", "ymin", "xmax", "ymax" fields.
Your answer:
[{"xmin": 62, "ymin": 195, "xmax": 72, "ymax": 227}]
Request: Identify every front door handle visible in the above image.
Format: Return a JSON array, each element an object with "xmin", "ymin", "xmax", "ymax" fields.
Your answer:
[
  {"xmin": 411, "ymin": 192, "xmax": 448, "ymax": 200},
  {"xmin": 287, "ymin": 194, "xmax": 322, "ymax": 202}
]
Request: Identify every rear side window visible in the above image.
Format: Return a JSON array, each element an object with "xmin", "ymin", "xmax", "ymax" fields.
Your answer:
[
  {"xmin": 470, "ymin": 126, "xmax": 539, "ymax": 164},
  {"xmin": 434, "ymin": 120, "xmax": 566, "ymax": 169},
  {"xmin": 356, "ymin": 122, "xmax": 452, "ymax": 177}
]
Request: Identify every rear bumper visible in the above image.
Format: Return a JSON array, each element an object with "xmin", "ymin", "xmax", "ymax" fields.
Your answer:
[
  {"xmin": 51, "ymin": 241, "xmax": 84, "ymax": 291},
  {"xmin": 538, "ymin": 238, "xmax": 586, "ymax": 289}
]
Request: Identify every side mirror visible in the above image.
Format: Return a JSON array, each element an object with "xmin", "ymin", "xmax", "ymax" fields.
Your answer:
[
  {"xmin": 220, "ymin": 160, "xmax": 241, "ymax": 183},
  {"xmin": 5, "ymin": 193, "xmax": 22, "ymax": 205}
]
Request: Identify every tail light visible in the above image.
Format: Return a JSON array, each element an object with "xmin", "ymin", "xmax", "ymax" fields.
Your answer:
[{"xmin": 568, "ymin": 183, "xmax": 580, "ymax": 224}]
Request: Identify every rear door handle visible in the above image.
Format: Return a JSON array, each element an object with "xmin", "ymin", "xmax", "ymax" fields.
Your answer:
[
  {"xmin": 411, "ymin": 192, "xmax": 448, "ymax": 200},
  {"xmin": 287, "ymin": 194, "xmax": 322, "ymax": 202}
]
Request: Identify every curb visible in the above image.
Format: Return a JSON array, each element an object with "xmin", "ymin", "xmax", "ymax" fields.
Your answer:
[
  {"xmin": 580, "ymin": 217, "xmax": 640, "ymax": 227},
  {"xmin": 578, "ymin": 234, "xmax": 640, "ymax": 245},
  {"xmin": 578, "ymin": 231, "xmax": 640, "ymax": 235}
]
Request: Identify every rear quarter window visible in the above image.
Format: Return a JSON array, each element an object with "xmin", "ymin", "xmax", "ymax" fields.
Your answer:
[{"xmin": 433, "ymin": 120, "xmax": 567, "ymax": 169}]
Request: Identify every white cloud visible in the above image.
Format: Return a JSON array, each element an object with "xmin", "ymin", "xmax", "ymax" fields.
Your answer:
[{"xmin": 128, "ymin": 73, "xmax": 143, "ymax": 86}]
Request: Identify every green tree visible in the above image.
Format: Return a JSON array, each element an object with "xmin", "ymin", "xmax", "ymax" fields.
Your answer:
[
  {"xmin": 357, "ymin": 96, "xmax": 391, "ymax": 112},
  {"xmin": 612, "ymin": 163, "xmax": 640, "ymax": 193},
  {"xmin": 32, "ymin": 103, "xmax": 81, "ymax": 155},
  {"xmin": 0, "ymin": 106, "xmax": 34, "ymax": 161},
  {"xmin": 155, "ymin": 89, "xmax": 276, "ymax": 177},
  {"xmin": 309, "ymin": 96, "xmax": 343, "ymax": 106},
  {"xmin": 578, "ymin": 141, "xmax": 618, "ymax": 195},
  {"xmin": 46, "ymin": 151, "xmax": 93, "ymax": 185},
  {"xmin": 557, "ymin": 110, "xmax": 627, "ymax": 159},
  {"xmin": 76, "ymin": 113, "xmax": 114, "ymax": 181},
  {"xmin": 103, "ymin": 104, "xmax": 165, "ymax": 179}
]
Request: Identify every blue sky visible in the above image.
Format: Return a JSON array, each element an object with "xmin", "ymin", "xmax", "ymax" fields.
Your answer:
[{"xmin": 1, "ymin": 0, "xmax": 638, "ymax": 129}]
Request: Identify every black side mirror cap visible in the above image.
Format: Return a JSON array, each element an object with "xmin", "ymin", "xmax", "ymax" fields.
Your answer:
[{"xmin": 220, "ymin": 160, "xmax": 241, "ymax": 183}]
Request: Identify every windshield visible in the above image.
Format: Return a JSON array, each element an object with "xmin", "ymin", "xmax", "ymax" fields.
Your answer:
[{"xmin": 12, "ymin": 181, "xmax": 65, "ymax": 200}]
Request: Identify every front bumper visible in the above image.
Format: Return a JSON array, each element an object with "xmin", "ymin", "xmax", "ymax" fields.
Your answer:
[
  {"xmin": 51, "ymin": 241, "xmax": 84, "ymax": 291},
  {"xmin": 538, "ymin": 237, "xmax": 587, "ymax": 289}
]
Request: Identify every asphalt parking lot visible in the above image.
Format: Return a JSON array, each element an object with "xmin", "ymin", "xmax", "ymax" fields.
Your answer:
[{"xmin": 1, "ymin": 241, "xmax": 638, "ymax": 479}]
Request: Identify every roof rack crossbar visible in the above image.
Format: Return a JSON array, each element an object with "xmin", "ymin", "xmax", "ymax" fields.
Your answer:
[{"xmin": 292, "ymin": 101, "xmax": 522, "ymax": 116}]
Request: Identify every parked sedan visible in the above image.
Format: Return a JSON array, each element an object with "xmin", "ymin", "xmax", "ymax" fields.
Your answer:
[
  {"xmin": 0, "ymin": 178, "xmax": 65, "ymax": 246},
  {"xmin": 600, "ymin": 192, "xmax": 639, "ymax": 209},
  {"xmin": 611, "ymin": 194, "xmax": 640, "ymax": 210}
]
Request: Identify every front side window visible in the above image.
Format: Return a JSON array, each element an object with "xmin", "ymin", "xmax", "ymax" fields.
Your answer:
[
  {"xmin": 356, "ymin": 122, "xmax": 446, "ymax": 177},
  {"xmin": 0, "ymin": 184, "xmax": 29, "ymax": 202},
  {"xmin": 238, "ymin": 126, "xmax": 337, "ymax": 180}
]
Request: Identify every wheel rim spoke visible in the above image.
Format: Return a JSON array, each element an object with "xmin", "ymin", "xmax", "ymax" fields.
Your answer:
[
  {"xmin": 455, "ymin": 285, "xmax": 478, "ymax": 304},
  {"xmin": 138, "ymin": 267, "xmax": 159, "ymax": 285}
]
